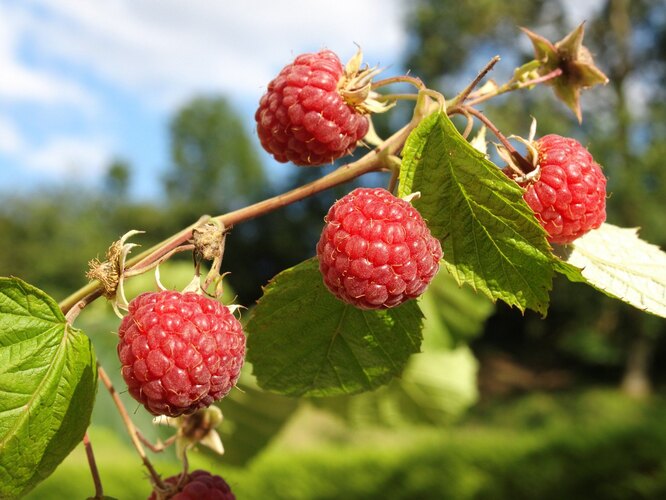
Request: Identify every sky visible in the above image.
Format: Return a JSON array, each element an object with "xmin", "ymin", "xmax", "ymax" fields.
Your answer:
[
  {"xmin": 0, "ymin": 0, "xmax": 408, "ymax": 199},
  {"xmin": 0, "ymin": 0, "xmax": 602, "ymax": 200}
]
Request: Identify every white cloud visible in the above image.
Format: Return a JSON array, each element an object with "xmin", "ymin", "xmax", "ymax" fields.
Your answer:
[
  {"xmin": 0, "ymin": 117, "xmax": 24, "ymax": 155},
  {"xmin": 21, "ymin": 135, "xmax": 111, "ymax": 177},
  {"xmin": 0, "ymin": 118, "xmax": 111, "ymax": 179},
  {"xmin": 0, "ymin": 3, "xmax": 96, "ymax": 108},
  {"xmin": 25, "ymin": 0, "xmax": 407, "ymax": 109}
]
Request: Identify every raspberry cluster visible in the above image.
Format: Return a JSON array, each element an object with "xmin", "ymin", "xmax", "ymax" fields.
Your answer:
[
  {"xmin": 317, "ymin": 188, "xmax": 442, "ymax": 309},
  {"xmin": 117, "ymin": 291, "xmax": 245, "ymax": 417},
  {"xmin": 149, "ymin": 470, "xmax": 235, "ymax": 500},
  {"xmin": 255, "ymin": 50, "xmax": 369, "ymax": 166},
  {"xmin": 523, "ymin": 134, "xmax": 607, "ymax": 244}
]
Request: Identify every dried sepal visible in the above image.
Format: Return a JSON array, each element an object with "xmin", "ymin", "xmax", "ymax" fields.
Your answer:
[
  {"xmin": 86, "ymin": 230, "xmax": 143, "ymax": 315},
  {"xmin": 154, "ymin": 406, "xmax": 225, "ymax": 460},
  {"xmin": 521, "ymin": 23, "xmax": 609, "ymax": 122},
  {"xmin": 339, "ymin": 47, "xmax": 395, "ymax": 115}
]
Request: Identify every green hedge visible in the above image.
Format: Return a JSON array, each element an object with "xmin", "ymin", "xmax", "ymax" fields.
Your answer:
[{"xmin": 28, "ymin": 389, "xmax": 666, "ymax": 499}]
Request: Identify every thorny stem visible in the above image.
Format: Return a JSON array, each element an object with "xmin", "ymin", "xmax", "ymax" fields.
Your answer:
[
  {"xmin": 466, "ymin": 67, "xmax": 563, "ymax": 107},
  {"xmin": 83, "ymin": 432, "xmax": 104, "ymax": 499},
  {"xmin": 97, "ymin": 364, "xmax": 166, "ymax": 490},
  {"xmin": 462, "ymin": 106, "xmax": 535, "ymax": 174}
]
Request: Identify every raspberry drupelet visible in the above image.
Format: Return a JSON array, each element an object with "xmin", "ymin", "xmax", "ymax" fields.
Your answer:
[
  {"xmin": 148, "ymin": 470, "xmax": 235, "ymax": 500},
  {"xmin": 117, "ymin": 291, "xmax": 245, "ymax": 417},
  {"xmin": 317, "ymin": 187, "xmax": 442, "ymax": 309},
  {"xmin": 523, "ymin": 134, "xmax": 607, "ymax": 244},
  {"xmin": 255, "ymin": 50, "xmax": 370, "ymax": 166}
]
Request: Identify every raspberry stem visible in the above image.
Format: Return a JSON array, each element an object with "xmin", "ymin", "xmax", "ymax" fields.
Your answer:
[
  {"xmin": 58, "ymin": 119, "xmax": 420, "ymax": 315},
  {"xmin": 449, "ymin": 55, "xmax": 501, "ymax": 108},
  {"xmin": 371, "ymin": 74, "xmax": 426, "ymax": 92},
  {"xmin": 465, "ymin": 66, "xmax": 564, "ymax": 107},
  {"xmin": 97, "ymin": 363, "xmax": 166, "ymax": 490},
  {"xmin": 83, "ymin": 432, "xmax": 104, "ymax": 499},
  {"xmin": 462, "ymin": 106, "xmax": 536, "ymax": 175}
]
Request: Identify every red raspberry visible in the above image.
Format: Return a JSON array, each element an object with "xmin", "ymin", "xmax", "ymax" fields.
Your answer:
[
  {"xmin": 523, "ymin": 134, "xmax": 606, "ymax": 244},
  {"xmin": 317, "ymin": 187, "xmax": 442, "ymax": 309},
  {"xmin": 117, "ymin": 291, "xmax": 245, "ymax": 417},
  {"xmin": 148, "ymin": 470, "xmax": 235, "ymax": 500},
  {"xmin": 255, "ymin": 50, "xmax": 370, "ymax": 166}
]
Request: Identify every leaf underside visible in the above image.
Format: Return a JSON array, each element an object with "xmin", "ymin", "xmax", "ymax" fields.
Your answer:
[{"xmin": 555, "ymin": 223, "xmax": 666, "ymax": 318}]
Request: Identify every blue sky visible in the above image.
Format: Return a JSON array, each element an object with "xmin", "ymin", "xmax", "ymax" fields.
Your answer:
[
  {"xmin": 0, "ymin": 0, "xmax": 602, "ymax": 200},
  {"xmin": 0, "ymin": 0, "xmax": 409, "ymax": 199}
]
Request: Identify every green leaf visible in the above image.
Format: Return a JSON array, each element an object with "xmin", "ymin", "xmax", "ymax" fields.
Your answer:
[
  {"xmin": 217, "ymin": 369, "xmax": 299, "ymax": 466},
  {"xmin": 246, "ymin": 259, "xmax": 424, "ymax": 397},
  {"xmin": 398, "ymin": 111, "xmax": 553, "ymax": 314},
  {"xmin": 313, "ymin": 346, "xmax": 478, "ymax": 427},
  {"xmin": 555, "ymin": 223, "xmax": 666, "ymax": 318},
  {"xmin": 0, "ymin": 277, "xmax": 97, "ymax": 499},
  {"xmin": 419, "ymin": 271, "xmax": 495, "ymax": 349}
]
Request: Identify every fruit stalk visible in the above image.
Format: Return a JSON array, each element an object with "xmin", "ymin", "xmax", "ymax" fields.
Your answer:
[
  {"xmin": 97, "ymin": 364, "xmax": 166, "ymax": 490},
  {"xmin": 83, "ymin": 432, "xmax": 104, "ymax": 499}
]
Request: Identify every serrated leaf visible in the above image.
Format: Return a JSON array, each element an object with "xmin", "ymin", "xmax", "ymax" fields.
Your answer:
[
  {"xmin": 398, "ymin": 111, "xmax": 553, "ymax": 314},
  {"xmin": 246, "ymin": 259, "xmax": 424, "ymax": 397},
  {"xmin": 555, "ymin": 223, "xmax": 666, "ymax": 318},
  {"xmin": 0, "ymin": 277, "xmax": 97, "ymax": 498}
]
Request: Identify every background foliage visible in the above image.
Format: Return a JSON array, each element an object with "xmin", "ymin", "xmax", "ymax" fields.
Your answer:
[{"xmin": 1, "ymin": 0, "xmax": 665, "ymax": 498}]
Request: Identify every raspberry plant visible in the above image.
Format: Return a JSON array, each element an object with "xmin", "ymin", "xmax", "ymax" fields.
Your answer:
[{"xmin": 1, "ymin": 23, "xmax": 666, "ymax": 499}]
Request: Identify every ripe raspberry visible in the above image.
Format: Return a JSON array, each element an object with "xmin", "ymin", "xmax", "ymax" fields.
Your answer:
[
  {"xmin": 117, "ymin": 291, "xmax": 245, "ymax": 417},
  {"xmin": 317, "ymin": 187, "xmax": 442, "ymax": 309},
  {"xmin": 148, "ymin": 470, "xmax": 235, "ymax": 500},
  {"xmin": 255, "ymin": 50, "xmax": 370, "ymax": 166},
  {"xmin": 523, "ymin": 134, "xmax": 606, "ymax": 244}
]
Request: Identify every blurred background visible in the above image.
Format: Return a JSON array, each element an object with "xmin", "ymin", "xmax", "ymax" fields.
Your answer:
[{"xmin": 2, "ymin": 0, "xmax": 666, "ymax": 498}]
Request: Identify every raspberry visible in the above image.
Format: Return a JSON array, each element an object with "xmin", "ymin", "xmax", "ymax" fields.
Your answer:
[
  {"xmin": 317, "ymin": 187, "xmax": 442, "ymax": 309},
  {"xmin": 117, "ymin": 291, "xmax": 245, "ymax": 417},
  {"xmin": 255, "ymin": 50, "xmax": 370, "ymax": 166},
  {"xmin": 523, "ymin": 134, "xmax": 606, "ymax": 244},
  {"xmin": 148, "ymin": 470, "xmax": 235, "ymax": 500}
]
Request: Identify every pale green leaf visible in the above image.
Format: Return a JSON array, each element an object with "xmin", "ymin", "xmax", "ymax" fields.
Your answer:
[
  {"xmin": 313, "ymin": 346, "xmax": 478, "ymax": 427},
  {"xmin": 556, "ymin": 223, "xmax": 666, "ymax": 318},
  {"xmin": 0, "ymin": 277, "xmax": 97, "ymax": 498},
  {"xmin": 246, "ymin": 259, "xmax": 423, "ymax": 397},
  {"xmin": 419, "ymin": 270, "xmax": 494, "ymax": 349},
  {"xmin": 398, "ymin": 111, "xmax": 553, "ymax": 314},
  {"xmin": 217, "ymin": 369, "xmax": 299, "ymax": 465}
]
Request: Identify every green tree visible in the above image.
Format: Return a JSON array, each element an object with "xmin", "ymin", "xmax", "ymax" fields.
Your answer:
[
  {"xmin": 405, "ymin": 0, "xmax": 666, "ymax": 396},
  {"xmin": 104, "ymin": 158, "xmax": 131, "ymax": 199},
  {"xmin": 164, "ymin": 95, "xmax": 266, "ymax": 218}
]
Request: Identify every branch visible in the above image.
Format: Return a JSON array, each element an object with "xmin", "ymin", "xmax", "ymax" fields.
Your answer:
[
  {"xmin": 97, "ymin": 364, "xmax": 166, "ymax": 490},
  {"xmin": 58, "ymin": 119, "xmax": 418, "ymax": 315}
]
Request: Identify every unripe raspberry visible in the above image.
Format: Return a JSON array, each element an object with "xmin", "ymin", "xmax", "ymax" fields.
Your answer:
[
  {"xmin": 255, "ymin": 50, "xmax": 370, "ymax": 166},
  {"xmin": 148, "ymin": 470, "xmax": 235, "ymax": 500},
  {"xmin": 317, "ymin": 188, "xmax": 442, "ymax": 309},
  {"xmin": 117, "ymin": 291, "xmax": 245, "ymax": 417},
  {"xmin": 523, "ymin": 134, "xmax": 606, "ymax": 244}
]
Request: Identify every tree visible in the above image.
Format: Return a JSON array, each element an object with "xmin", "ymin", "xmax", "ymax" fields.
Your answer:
[
  {"xmin": 404, "ymin": 0, "xmax": 666, "ymax": 396},
  {"xmin": 163, "ymin": 95, "xmax": 266, "ymax": 218},
  {"xmin": 104, "ymin": 158, "xmax": 132, "ymax": 199}
]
